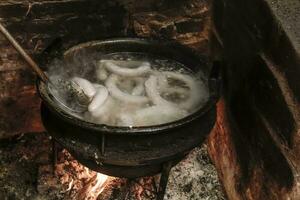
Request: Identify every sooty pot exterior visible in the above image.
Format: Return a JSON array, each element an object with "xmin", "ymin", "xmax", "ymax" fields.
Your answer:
[{"xmin": 38, "ymin": 38, "xmax": 219, "ymax": 178}]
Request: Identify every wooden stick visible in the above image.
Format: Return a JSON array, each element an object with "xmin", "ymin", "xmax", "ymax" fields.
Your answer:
[{"xmin": 0, "ymin": 22, "xmax": 49, "ymax": 83}]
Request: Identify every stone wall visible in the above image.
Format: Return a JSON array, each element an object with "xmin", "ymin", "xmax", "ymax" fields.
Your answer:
[{"xmin": 0, "ymin": 0, "xmax": 211, "ymax": 138}]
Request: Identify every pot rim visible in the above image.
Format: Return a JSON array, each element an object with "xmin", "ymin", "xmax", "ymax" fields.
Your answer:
[{"xmin": 37, "ymin": 37, "xmax": 219, "ymax": 135}]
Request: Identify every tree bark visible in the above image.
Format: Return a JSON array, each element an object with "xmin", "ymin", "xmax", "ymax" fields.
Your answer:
[{"xmin": 209, "ymin": 0, "xmax": 300, "ymax": 199}]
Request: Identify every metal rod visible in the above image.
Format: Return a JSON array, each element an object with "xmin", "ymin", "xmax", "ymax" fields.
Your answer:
[
  {"xmin": 0, "ymin": 22, "xmax": 49, "ymax": 83},
  {"xmin": 101, "ymin": 134, "xmax": 105, "ymax": 155},
  {"xmin": 124, "ymin": 178, "xmax": 134, "ymax": 200},
  {"xmin": 157, "ymin": 161, "xmax": 173, "ymax": 200},
  {"xmin": 51, "ymin": 139, "xmax": 58, "ymax": 175}
]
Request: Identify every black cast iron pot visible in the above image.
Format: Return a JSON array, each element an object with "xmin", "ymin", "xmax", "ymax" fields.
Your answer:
[{"xmin": 37, "ymin": 38, "xmax": 220, "ymax": 178}]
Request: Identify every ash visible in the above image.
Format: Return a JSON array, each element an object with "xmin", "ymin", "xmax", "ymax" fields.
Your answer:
[
  {"xmin": 0, "ymin": 133, "xmax": 225, "ymax": 200},
  {"xmin": 164, "ymin": 145, "xmax": 225, "ymax": 200}
]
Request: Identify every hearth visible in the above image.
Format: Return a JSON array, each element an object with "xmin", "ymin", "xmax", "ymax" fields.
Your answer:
[
  {"xmin": 1, "ymin": 0, "xmax": 299, "ymax": 199},
  {"xmin": 37, "ymin": 38, "xmax": 220, "ymax": 200},
  {"xmin": 0, "ymin": 133, "xmax": 225, "ymax": 200}
]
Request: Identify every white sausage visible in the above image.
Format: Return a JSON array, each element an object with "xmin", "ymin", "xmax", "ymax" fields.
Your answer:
[
  {"xmin": 117, "ymin": 113, "xmax": 134, "ymax": 127},
  {"xmin": 90, "ymin": 96, "xmax": 115, "ymax": 118},
  {"xmin": 105, "ymin": 61, "xmax": 151, "ymax": 77},
  {"xmin": 96, "ymin": 60, "xmax": 109, "ymax": 81},
  {"xmin": 145, "ymin": 75, "xmax": 174, "ymax": 106},
  {"xmin": 88, "ymin": 85, "xmax": 109, "ymax": 113},
  {"xmin": 151, "ymin": 71, "xmax": 168, "ymax": 91},
  {"xmin": 131, "ymin": 78, "xmax": 145, "ymax": 96},
  {"xmin": 160, "ymin": 86, "xmax": 190, "ymax": 97},
  {"xmin": 162, "ymin": 71, "xmax": 205, "ymax": 110},
  {"xmin": 105, "ymin": 74, "xmax": 149, "ymax": 104},
  {"xmin": 134, "ymin": 105, "xmax": 188, "ymax": 126},
  {"xmin": 72, "ymin": 77, "xmax": 97, "ymax": 98}
]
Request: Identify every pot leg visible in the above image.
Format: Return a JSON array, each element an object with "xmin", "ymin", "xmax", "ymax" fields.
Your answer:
[
  {"xmin": 123, "ymin": 178, "xmax": 134, "ymax": 200},
  {"xmin": 51, "ymin": 139, "xmax": 58, "ymax": 175},
  {"xmin": 157, "ymin": 161, "xmax": 173, "ymax": 200}
]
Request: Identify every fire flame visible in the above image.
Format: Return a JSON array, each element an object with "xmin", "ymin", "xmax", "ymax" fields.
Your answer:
[
  {"xmin": 73, "ymin": 171, "xmax": 108, "ymax": 200},
  {"xmin": 56, "ymin": 150, "xmax": 109, "ymax": 200},
  {"xmin": 88, "ymin": 173, "xmax": 108, "ymax": 199}
]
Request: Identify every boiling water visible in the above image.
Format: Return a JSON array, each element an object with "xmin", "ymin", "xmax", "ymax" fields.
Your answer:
[{"xmin": 49, "ymin": 52, "xmax": 209, "ymax": 127}]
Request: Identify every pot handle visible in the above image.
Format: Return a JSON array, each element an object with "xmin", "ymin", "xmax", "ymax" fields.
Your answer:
[{"xmin": 209, "ymin": 61, "xmax": 222, "ymax": 101}]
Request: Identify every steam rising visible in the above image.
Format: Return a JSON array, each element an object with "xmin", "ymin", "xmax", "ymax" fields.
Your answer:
[{"xmin": 47, "ymin": 52, "xmax": 209, "ymax": 127}]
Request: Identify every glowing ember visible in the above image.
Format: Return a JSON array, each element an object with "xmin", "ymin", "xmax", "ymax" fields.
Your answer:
[
  {"xmin": 55, "ymin": 150, "xmax": 109, "ymax": 200},
  {"xmin": 88, "ymin": 173, "xmax": 108, "ymax": 199},
  {"xmin": 53, "ymin": 149, "xmax": 159, "ymax": 199},
  {"xmin": 51, "ymin": 149, "xmax": 162, "ymax": 200},
  {"xmin": 71, "ymin": 171, "xmax": 108, "ymax": 200}
]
